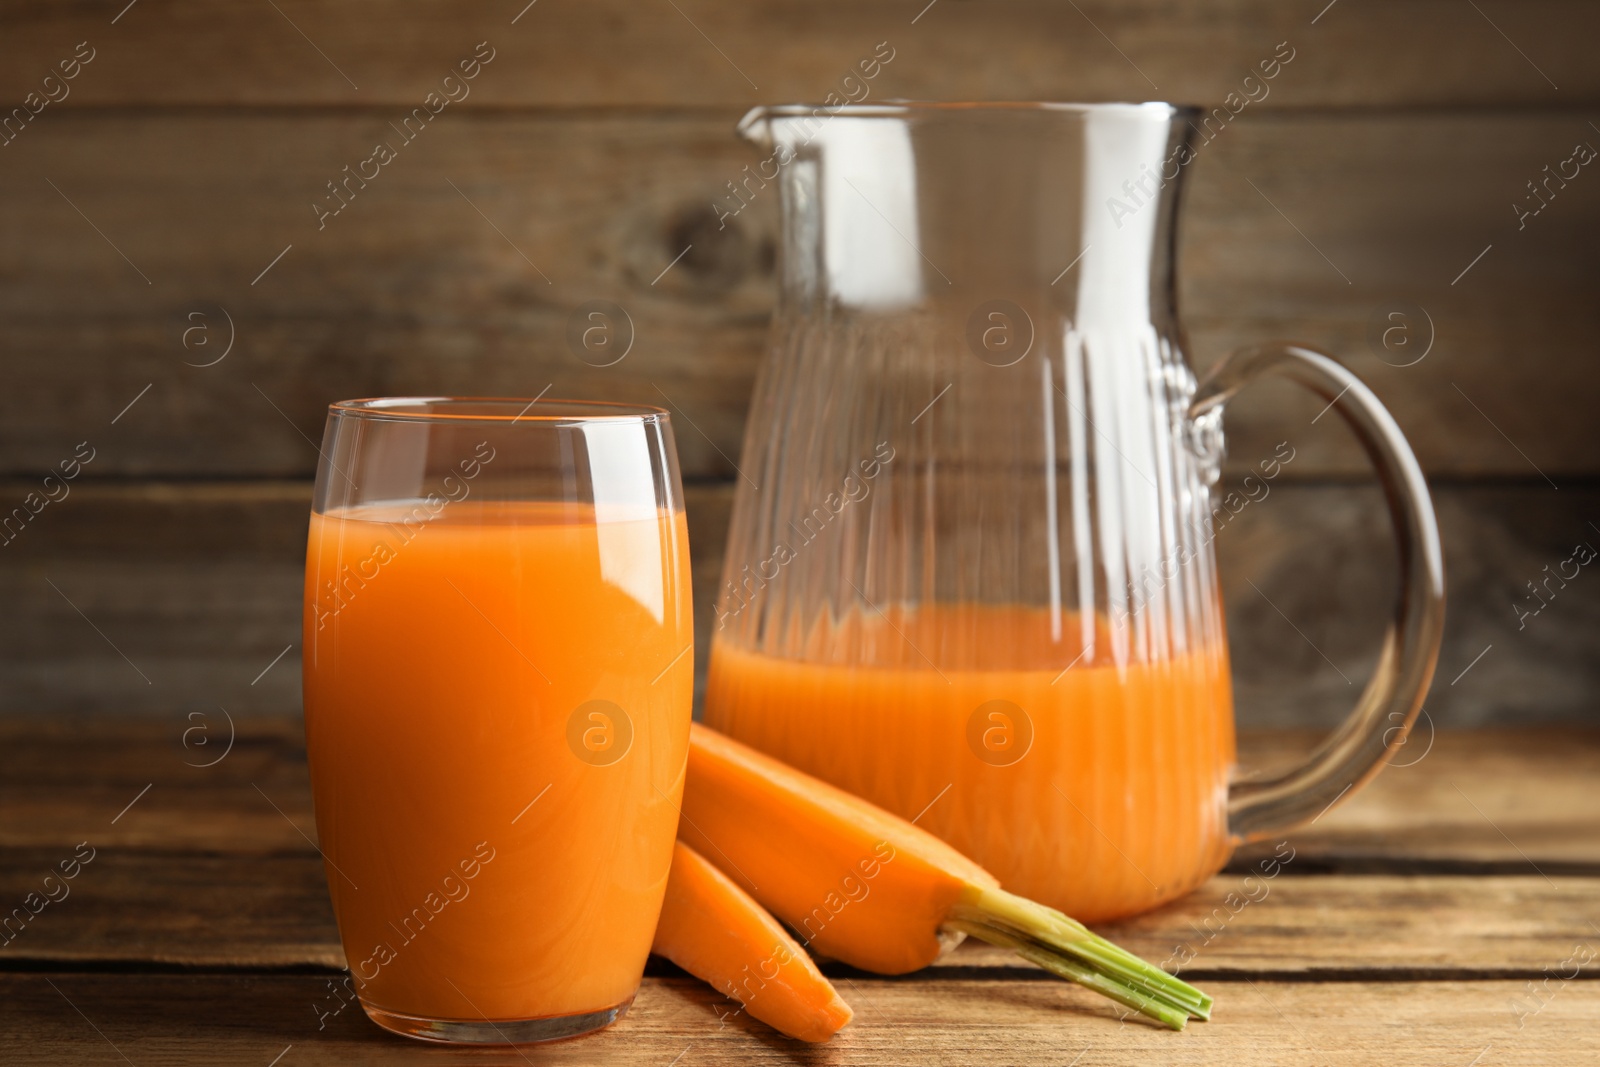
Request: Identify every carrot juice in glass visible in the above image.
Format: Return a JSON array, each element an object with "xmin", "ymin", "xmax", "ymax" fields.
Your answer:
[{"xmin": 302, "ymin": 398, "xmax": 692, "ymax": 1044}]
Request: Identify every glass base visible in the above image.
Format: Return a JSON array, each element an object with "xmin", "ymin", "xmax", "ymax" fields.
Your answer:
[{"xmin": 362, "ymin": 996, "xmax": 633, "ymax": 1045}]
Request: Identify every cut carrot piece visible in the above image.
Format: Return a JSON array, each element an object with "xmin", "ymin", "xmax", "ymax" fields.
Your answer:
[
  {"xmin": 680, "ymin": 723, "xmax": 1212, "ymax": 1031},
  {"xmin": 681, "ymin": 721, "xmax": 993, "ymax": 975},
  {"xmin": 652, "ymin": 841, "xmax": 853, "ymax": 1043}
]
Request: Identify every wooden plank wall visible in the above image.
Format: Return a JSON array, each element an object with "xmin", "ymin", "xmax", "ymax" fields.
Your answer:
[{"xmin": 1, "ymin": 1, "xmax": 1595, "ymax": 726}]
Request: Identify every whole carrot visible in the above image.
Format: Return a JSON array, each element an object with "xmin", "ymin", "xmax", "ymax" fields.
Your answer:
[{"xmin": 679, "ymin": 723, "xmax": 1211, "ymax": 1030}]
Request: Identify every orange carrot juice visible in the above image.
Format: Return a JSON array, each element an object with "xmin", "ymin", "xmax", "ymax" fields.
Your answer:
[
  {"xmin": 704, "ymin": 606, "xmax": 1234, "ymax": 922},
  {"xmin": 303, "ymin": 499, "xmax": 692, "ymax": 1026}
]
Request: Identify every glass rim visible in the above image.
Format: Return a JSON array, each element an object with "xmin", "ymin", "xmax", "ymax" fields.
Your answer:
[
  {"xmin": 743, "ymin": 101, "xmax": 1199, "ymax": 122},
  {"xmin": 327, "ymin": 397, "xmax": 671, "ymax": 425}
]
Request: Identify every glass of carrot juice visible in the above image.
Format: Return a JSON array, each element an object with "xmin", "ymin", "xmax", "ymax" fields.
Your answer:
[{"xmin": 302, "ymin": 398, "xmax": 693, "ymax": 1044}]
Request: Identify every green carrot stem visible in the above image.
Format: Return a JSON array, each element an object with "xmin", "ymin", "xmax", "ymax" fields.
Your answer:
[
  {"xmin": 958, "ymin": 884, "xmax": 1211, "ymax": 1015},
  {"xmin": 949, "ymin": 884, "xmax": 1213, "ymax": 1026},
  {"xmin": 948, "ymin": 918, "xmax": 1191, "ymax": 1031}
]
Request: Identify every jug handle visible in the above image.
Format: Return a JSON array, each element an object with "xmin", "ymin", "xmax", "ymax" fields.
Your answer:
[{"xmin": 1188, "ymin": 343, "xmax": 1447, "ymax": 844}]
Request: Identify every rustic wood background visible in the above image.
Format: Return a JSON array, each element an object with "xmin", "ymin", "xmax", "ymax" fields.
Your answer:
[{"xmin": 1, "ymin": 0, "xmax": 1596, "ymax": 727}]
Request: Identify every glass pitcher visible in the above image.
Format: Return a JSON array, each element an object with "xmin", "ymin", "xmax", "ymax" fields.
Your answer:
[{"xmin": 704, "ymin": 102, "xmax": 1445, "ymax": 922}]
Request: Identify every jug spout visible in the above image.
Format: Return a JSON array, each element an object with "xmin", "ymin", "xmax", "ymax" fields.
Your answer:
[{"xmin": 735, "ymin": 105, "xmax": 772, "ymax": 148}]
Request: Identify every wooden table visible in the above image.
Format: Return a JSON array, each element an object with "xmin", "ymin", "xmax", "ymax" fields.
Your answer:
[{"xmin": 3, "ymin": 716, "xmax": 1596, "ymax": 1064}]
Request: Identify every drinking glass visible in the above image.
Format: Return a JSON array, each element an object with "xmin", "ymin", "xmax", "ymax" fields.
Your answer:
[{"xmin": 303, "ymin": 398, "xmax": 693, "ymax": 1043}]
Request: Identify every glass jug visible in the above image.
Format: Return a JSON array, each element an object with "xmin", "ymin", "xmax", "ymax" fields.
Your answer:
[{"xmin": 704, "ymin": 103, "xmax": 1445, "ymax": 922}]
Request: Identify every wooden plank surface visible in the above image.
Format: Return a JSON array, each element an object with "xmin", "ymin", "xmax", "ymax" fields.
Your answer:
[
  {"xmin": 4, "ymin": 0, "xmax": 1597, "ymax": 108},
  {"xmin": 2, "ymin": 718, "xmax": 1595, "ymax": 1062},
  {"xmin": 1, "ymin": 480, "xmax": 1593, "ymax": 727},
  {"xmin": 2, "ymin": 841, "xmax": 1593, "ymax": 979},
  {"xmin": 0, "ymin": 112, "xmax": 1596, "ymax": 479},
  {"xmin": 0, "ymin": 849, "xmax": 342, "ymax": 970},
  {"xmin": 1231, "ymin": 730, "xmax": 1600, "ymax": 871},
  {"xmin": 2, "ymin": 974, "xmax": 1595, "ymax": 1065}
]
